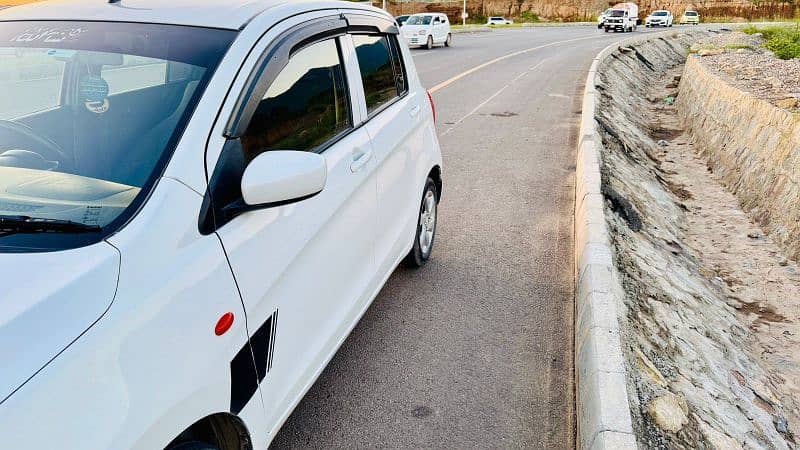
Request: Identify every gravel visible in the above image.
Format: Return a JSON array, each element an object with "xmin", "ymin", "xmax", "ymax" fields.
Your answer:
[{"xmin": 693, "ymin": 31, "xmax": 800, "ymax": 112}]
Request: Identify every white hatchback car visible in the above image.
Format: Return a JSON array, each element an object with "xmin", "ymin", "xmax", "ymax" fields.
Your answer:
[
  {"xmin": 0, "ymin": 1, "xmax": 443, "ymax": 449},
  {"xmin": 487, "ymin": 16, "xmax": 513, "ymax": 25},
  {"xmin": 401, "ymin": 13, "xmax": 452, "ymax": 49}
]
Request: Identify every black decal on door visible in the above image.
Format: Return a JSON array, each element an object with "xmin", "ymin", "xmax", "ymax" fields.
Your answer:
[{"xmin": 229, "ymin": 310, "xmax": 278, "ymax": 413}]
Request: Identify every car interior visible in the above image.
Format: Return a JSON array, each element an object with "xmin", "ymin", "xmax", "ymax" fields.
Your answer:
[{"xmin": 0, "ymin": 50, "xmax": 203, "ymax": 188}]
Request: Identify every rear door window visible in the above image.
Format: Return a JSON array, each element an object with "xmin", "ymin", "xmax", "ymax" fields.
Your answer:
[{"xmin": 353, "ymin": 34, "xmax": 406, "ymax": 115}]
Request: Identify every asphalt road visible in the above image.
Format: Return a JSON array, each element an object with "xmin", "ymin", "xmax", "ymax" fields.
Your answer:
[{"xmin": 272, "ymin": 26, "xmax": 663, "ymax": 449}]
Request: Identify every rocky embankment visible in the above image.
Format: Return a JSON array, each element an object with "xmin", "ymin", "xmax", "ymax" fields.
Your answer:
[
  {"xmin": 594, "ymin": 30, "xmax": 799, "ymax": 449},
  {"xmin": 679, "ymin": 37, "xmax": 800, "ymax": 261}
]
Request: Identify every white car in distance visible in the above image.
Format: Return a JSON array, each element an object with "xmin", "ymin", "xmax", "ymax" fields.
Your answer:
[
  {"xmin": 0, "ymin": 1, "xmax": 443, "ymax": 449},
  {"xmin": 401, "ymin": 13, "xmax": 452, "ymax": 49},
  {"xmin": 597, "ymin": 9, "xmax": 611, "ymax": 28},
  {"xmin": 487, "ymin": 16, "xmax": 513, "ymax": 25},
  {"xmin": 645, "ymin": 10, "xmax": 673, "ymax": 27},
  {"xmin": 680, "ymin": 10, "xmax": 701, "ymax": 24}
]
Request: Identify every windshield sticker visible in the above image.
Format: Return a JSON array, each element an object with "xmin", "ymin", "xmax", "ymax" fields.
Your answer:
[
  {"xmin": 81, "ymin": 206, "xmax": 103, "ymax": 226},
  {"xmin": 0, "ymin": 202, "xmax": 42, "ymax": 213},
  {"xmin": 9, "ymin": 27, "xmax": 87, "ymax": 44}
]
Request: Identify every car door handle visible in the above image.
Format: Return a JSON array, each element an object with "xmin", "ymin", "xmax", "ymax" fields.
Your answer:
[
  {"xmin": 409, "ymin": 105, "xmax": 421, "ymax": 118},
  {"xmin": 350, "ymin": 147, "xmax": 373, "ymax": 173}
]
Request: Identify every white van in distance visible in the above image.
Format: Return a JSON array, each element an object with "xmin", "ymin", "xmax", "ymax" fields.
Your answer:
[
  {"xmin": 401, "ymin": 13, "xmax": 452, "ymax": 49},
  {"xmin": 603, "ymin": 2, "xmax": 639, "ymax": 32}
]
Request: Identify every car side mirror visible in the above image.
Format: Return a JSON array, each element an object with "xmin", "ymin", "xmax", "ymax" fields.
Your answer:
[{"xmin": 240, "ymin": 150, "xmax": 327, "ymax": 207}]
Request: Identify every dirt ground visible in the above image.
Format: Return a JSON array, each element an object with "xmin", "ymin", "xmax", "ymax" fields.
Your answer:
[{"xmin": 694, "ymin": 31, "xmax": 800, "ymax": 112}]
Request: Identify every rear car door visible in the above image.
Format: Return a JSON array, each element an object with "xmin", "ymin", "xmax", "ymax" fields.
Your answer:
[
  {"xmin": 437, "ymin": 15, "xmax": 449, "ymax": 41},
  {"xmin": 352, "ymin": 30, "xmax": 426, "ymax": 274},
  {"xmin": 204, "ymin": 16, "xmax": 378, "ymax": 428}
]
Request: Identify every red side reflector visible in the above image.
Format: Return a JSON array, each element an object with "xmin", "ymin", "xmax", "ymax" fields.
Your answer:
[
  {"xmin": 215, "ymin": 312, "xmax": 235, "ymax": 336},
  {"xmin": 427, "ymin": 90, "xmax": 436, "ymax": 124}
]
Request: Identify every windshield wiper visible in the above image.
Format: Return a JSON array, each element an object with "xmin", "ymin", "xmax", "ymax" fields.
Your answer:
[{"xmin": 0, "ymin": 215, "xmax": 101, "ymax": 235}]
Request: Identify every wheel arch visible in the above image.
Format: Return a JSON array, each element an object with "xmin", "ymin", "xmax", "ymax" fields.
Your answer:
[
  {"xmin": 428, "ymin": 165, "xmax": 442, "ymax": 201},
  {"xmin": 167, "ymin": 413, "xmax": 252, "ymax": 450}
]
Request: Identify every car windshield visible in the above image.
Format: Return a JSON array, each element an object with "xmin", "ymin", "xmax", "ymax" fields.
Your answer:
[
  {"xmin": 653, "ymin": 11, "xmax": 669, "ymax": 16},
  {"xmin": 609, "ymin": 10, "xmax": 626, "ymax": 17},
  {"xmin": 0, "ymin": 21, "xmax": 234, "ymax": 252},
  {"xmin": 686, "ymin": 11, "xmax": 698, "ymax": 16},
  {"xmin": 407, "ymin": 15, "xmax": 432, "ymax": 25}
]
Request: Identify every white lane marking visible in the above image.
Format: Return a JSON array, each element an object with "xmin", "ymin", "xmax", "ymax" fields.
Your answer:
[
  {"xmin": 548, "ymin": 93, "xmax": 570, "ymax": 99},
  {"xmin": 429, "ymin": 35, "xmax": 600, "ymax": 94},
  {"xmin": 441, "ymin": 58, "xmax": 549, "ymax": 136}
]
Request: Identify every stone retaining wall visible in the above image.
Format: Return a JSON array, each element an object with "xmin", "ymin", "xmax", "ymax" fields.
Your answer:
[{"xmin": 677, "ymin": 57, "xmax": 800, "ymax": 261}]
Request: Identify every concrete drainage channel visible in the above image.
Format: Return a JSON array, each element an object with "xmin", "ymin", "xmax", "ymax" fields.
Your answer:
[
  {"xmin": 577, "ymin": 26, "xmax": 800, "ymax": 449},
  {"xmin": 575, "ymin": 29, "xmax": 712, "ymax": 450}
]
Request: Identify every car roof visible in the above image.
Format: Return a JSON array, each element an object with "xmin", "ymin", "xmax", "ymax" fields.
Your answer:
[{"xmin": 0, "ymin": 0, "xmax": 379, "ymax": 30}]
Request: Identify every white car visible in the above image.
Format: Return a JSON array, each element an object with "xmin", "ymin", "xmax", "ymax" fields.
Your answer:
[
  {"xmin": 645, "ymin": 10, "xmax": 673, "ymax": 27},
  {"xmin": 0, "ymin": 1, "xmax": 443, "ymax": 449},
  {"xmin": 680, "ymin": 10, "xmax": 700, "ymax": 24},
  {"xmin": 597, "ymin": 9, "xmax": 612, "ymax": 28},
  {"xmin": 401, "ymin": 13, "xmax": 451, "ymax": 49},
  {"xmin": 487, "ymin": 16, "xmax": 513, "ymax": 25}
]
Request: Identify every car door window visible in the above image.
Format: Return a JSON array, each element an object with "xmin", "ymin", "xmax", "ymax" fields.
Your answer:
[
  {"xmin": 352, "ymin": 34, "xmax": 406, "ymax": 115},
  {"xmin": 0, "ymin": 49, "xmax": 65, "ymax": 119},
  {"xmin": 241, "ymin": 38, "xmax": 351, "ymax": 163},
  {"xmin": 101, "ymin": 55, "xmax": 167, "ymax": 95}
]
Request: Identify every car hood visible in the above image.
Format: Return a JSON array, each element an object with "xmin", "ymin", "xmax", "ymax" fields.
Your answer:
[
  {"xmin": 0, "ymin": 242, "xmax": 120, "ymax": 403},
  {"xmin": 401, "ymin": 24, "xmax": 429, "ymax": 35}
]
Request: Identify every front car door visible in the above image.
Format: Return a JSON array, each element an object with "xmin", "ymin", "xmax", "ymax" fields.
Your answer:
[{"xmin": 203, "ymin": 15, "xmax": 380, "ymax": 432}]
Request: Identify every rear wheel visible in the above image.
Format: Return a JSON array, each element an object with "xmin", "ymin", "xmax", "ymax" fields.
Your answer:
[
  {"xmin": 404, "ymin": 178, "xmax": 439, "ymax": 268},
  {"xmin": 426, "ymin": 35, "xmax": 433, "ymax": 50},
  {"xmin": 444, "ymin": 33, "xmax": 452, "ymax": 47}
]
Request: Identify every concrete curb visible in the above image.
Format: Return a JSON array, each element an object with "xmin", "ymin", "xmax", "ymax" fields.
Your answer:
[{"xmin": 574, "ymin": 30, "xmax": 710, "ymax": 450}]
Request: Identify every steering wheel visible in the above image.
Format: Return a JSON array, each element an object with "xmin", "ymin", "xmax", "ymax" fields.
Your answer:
[{"xmin": 0, "ymin": 120, "xmax": 70, "ymax": 166}]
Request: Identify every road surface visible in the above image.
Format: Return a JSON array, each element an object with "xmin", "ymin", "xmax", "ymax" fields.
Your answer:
[{"xmin": 272, "ymin": 26, "xmax": 661, "ymax": 449}]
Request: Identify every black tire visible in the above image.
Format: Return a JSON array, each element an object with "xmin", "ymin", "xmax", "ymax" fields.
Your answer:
[
  {"xmin": 426, "ymin": 35, "xmax": 433, "ymax": 50},
  {"xmin": 169, "ymin": 442, "xmax": 218, "ymax": 450},
  {"xmin": 444, "ymin": 33, "xmax": 452, "ymax": 47},
  {"xmin": 403, "ymin": 178, "xmax": 439, "ymax": 268}
]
